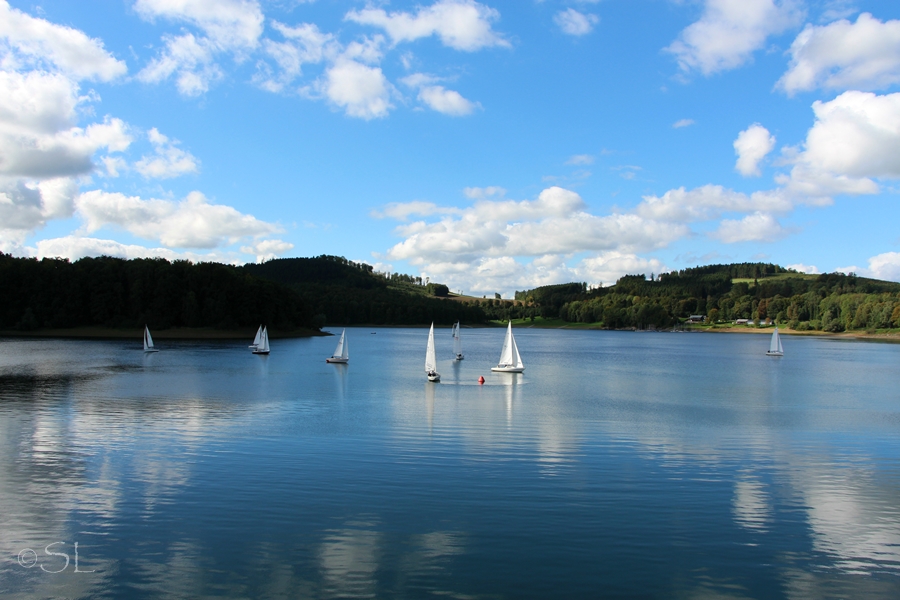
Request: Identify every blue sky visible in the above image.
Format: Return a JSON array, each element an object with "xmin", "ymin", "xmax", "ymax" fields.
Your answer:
[{"xmin": 2, "ymin": 0, "xmax": 900, "ymax": 296}]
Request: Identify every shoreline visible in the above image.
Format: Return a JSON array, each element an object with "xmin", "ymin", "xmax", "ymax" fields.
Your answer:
[{"xmin": 0, "ymin": 326, "xmax": 326, "ymax": 340}]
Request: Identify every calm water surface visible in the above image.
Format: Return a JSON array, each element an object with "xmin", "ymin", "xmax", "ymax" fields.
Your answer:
[{"xmin": 1, "ymin": 328, "xmax": 899, "ymax": 599}]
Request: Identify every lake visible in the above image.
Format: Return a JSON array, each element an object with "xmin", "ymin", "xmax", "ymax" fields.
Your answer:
[{"xmin": 1, "ymin": 327, "xmax": 899, "ymax": 599}]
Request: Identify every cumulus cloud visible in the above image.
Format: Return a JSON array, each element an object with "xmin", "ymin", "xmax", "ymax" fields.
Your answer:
[
  {"xmin": 673, "ymin": 118, "xmax": 695, "ymax": 128},
  {"xmin": 734, "ymin": 123, "xmax": 775, "ymax": 177},
  {"xmin": 666, "ymin": 0, "xmax": 803, "ymax": 76},
  {"xmin": 255, "ymin": 22, "xmax": 337, "ymax": 92},
  {"xmin": 75, "ymin": 190, "xmax": 281, "ymax": 248},
  {"xmin": 576, "ymin": 252, "xmax": 667, "ymax": 286},
  {"xmin": 778, "ymin": 13, "xmax": 900, "ymax": 95},
  {"xmin": 135, "ymin": 0, "xmax": 264, "ymax": 95},
  {"xmin": 0, "ymin": 177, "xmax": 78, "ymax": 242},
  {"xmin": 554, "ymin": 9, "xmax": 599, "ymax": 37},
  {"xmin": 30, "ymin": 235, "xmax": 270, "ymax": 264},
  {"xmin": 417, "ymin": 85, "xmax": 478, "ymax": 115},
  {"xmin": 637, "ymin": 184, "xmax": 792, "ymax": 222},
  {"xmin": 240, "ymin": 238, "xmax": 295, "ymax": 263},
  {"xmin": 463, "ymin": 186, "xmax": 506, "ymax": 199},
  {"xmin": 372, "ymin": 200, "xmax": 460, "ymax": 221},
  {"xmin": 316, "ymin": 58, "xmax": 394, "ymax": 119},
  {"xmin": 345, "ymin": 0, "xmax": 509, "ymax": 51},
  {"xmin": 0, "ymin": 0, "xmax": 127, "ymax": 82},
  {"xmin": 787, "ymin": 262, "xmax": 820, "ymax": 274},
  {"xmin": 135, "ymin": 128, "xmax": 199, "ymax": 179},
  {"xmin": 383, "ymin": 186, "xmax": 686, "ymax": 272},
  {"xmin": 779, "ymin": 91, "xmax": 900, "ymax": 198},
  {"xmin": 0, "ymin": 71, "xmax": 132, "ymax": 179},
  {"xmin": 711, "ymin": 212, "xmax": 789, "ymax": 243},
  {"xmin": 865, "ymin": 252, "xmax": 900, "ymax": 282}
]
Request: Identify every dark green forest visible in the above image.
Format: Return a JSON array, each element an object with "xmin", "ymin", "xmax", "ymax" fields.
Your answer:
[{"xmin": 4, "ymin": 254, "xmax": 900, "ymax": 334}]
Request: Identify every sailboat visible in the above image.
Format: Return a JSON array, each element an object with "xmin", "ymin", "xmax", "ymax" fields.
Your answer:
[
  {"xmin": 252, "ymin": 326, "xmax": 270, "ymax": 355},
  {"xmin": 143, "ymin": 325, "xmax": 159, "ymax": 353},
  {"xmin": 766, "ymin": 326, "xmax": 784, "ymax": 357},
  {"xmin": 249, "ymin": 324, "xmax": 263, "ymax": 349},
  {"xmin": 452, "ymin": 321, "xmax": 464, "ymax": 360},
  {"xmin": 491, "ymin": 321, "xmax": 524, "ymax": 373},
  {"xmin": 326, "ymin": 329, "xmax": 349, "ymax": 363},
  {"xmin": 426, "ymin": 323, "xmax": 440, "ymax": 382}
]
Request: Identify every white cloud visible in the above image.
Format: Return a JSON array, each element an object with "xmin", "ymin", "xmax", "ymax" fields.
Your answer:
[
  {"xmin": 778, "ymin": 13, "xmax": 900, "ymax": 95},
  {"xmin": 566, "ymin": 154, "xmax": 594, "ymax": 165},
  {"xmin": 134, "ymin": 0, "xmax": 264, "ymax": 49},
  {"xmin": 318, "ymin": 58, "xmax": 393, "ymax": 119},
  {"xmin": 417, "ymin": 85, "xmax": 478, "ymax": 116},
  {"xmin": 0, "ymin": 176, "xmax": 78, "ymax": 241},
  {"xmin": 779, "ymin": 91, "xmax": 900, "ymax": 198},
  {"xmin": 711, "ymin": 212, "xmax": 788, "ymax": 243},
  {"xmin": 240, "ymin": 238, "xmax": 295, "ymax": 263},
  {"xmin": 345, "ymin": 0, "xmax": 509, "ymax": 51},
  {"xmin": 0, "ymin": 70, "xmax": 132, "ymax": 178},
  {"xmin": 666, "ymin": 0, "xmax": 803, "ymax": 76},
  {"xmin": 135, "ymin": 0, "xmax": 264, "ymax": 95},
  {"xmin": 31, "ymin": 235, "xmax": 257, "ymax": 264},
  {"xmin": 554, "ymin": 9, "xmax": 599, "ymax": 37},
  {"xmin": 734, "ymin": 123, "xmax": 775, "ymax": 177},
  {"xmin": 372, "ymin": 200, "xmax": 459, "ymax": 221},
  {"xmin": 135, "ymin": 128, "xmax": 199, "ymax": 179},
  {"xmin": 256, "ymin": 22, "xmax": 337, "ymax": 92},
  {"xmin": 576, "ymin": 252, "xmax": 667, "ymax": 286},
  {"xmin": 137, "ymin": 33, "xmax": 222, "ymax": 96},
  {"xmin": 463, "ymin": 186, "xmax": 506, "ymax": 199},
  {"xmin": 865, "ymin": 252, "xmax": 900, "ymax": 282},
  {"xmin": 75, "ymin": 190, "xmax": 281, "ymax": 248},
  {"xmin": 786, "ymin": 262, "xmax": 820, "ymax": 274},
  {"xmin": 384, "ymin": 186, "xmax": 687, "ymax": 267},
  {"xmin": 637, "ymin": 184, "xmax": 792, "ymax": 222},
  {"xmin": 0, "ymin": 0, "xmax": 127, "ymax": 82},
  {"xmin": 673, "ymin": 118, "xmax": 695, "ymax": 128}
]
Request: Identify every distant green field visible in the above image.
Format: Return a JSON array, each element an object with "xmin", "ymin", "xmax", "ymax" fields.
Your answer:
[{"xmin": 732, "ymin": 273, "xmax": 819, "ymax": 284}]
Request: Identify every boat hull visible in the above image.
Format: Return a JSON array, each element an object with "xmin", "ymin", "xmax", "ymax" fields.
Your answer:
[
  {"xmin": 252, "ymin": 350, "xmax": 270, "ymax": 355},
  {"xmin": 326, "ymin": 357, "xmax": 348, "ymax": 363},
  {"xmin": 765, "ymin": 351, "xmax": 783, "ymax": 357},
  {"xmin": 427, "ymin": 372, "xmax": 441, "ymax": 382},
  {"xmin": 491, "ymin": 366, "xmax": 524, "ymax": 373},
  {"xmin": 144, "ymin": 349, "xmax": 159, "ymax": 353}
]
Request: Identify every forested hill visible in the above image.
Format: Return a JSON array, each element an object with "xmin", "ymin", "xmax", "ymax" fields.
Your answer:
[
  {"xmin": 0, "ymin": 253, "xmax": 316, "ymax": 332},
  {"xmin": 514, "ymin": 263, "xmax": 900, "ymax": 332},
  {"xmin": 243, "ymin": 256, "xmax": 486, "ymax": 326}
]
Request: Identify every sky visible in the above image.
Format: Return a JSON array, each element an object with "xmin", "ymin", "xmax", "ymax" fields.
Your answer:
[{"xmin": 2, "ymin": 0, "xmax": 900, "ymax": 297}]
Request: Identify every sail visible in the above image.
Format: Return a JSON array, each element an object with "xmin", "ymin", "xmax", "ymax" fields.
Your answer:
[
  {"xmin": 333, "ymin": 329, "xmax": 348, "ymax": 359},
  {"xmin": 251, "ymin": 325, "xmax": 263, "ymax": 347},
  {"xmin": 769, "ymin": 327, "xmax": 783, "ymax": 354},
  {"xmin": 257, "ymin": 327, "xmax": 270, "ymax": 353},
  {"xmin": 452, "ymin": 322, "xmax": 461, "ymax": 356},
  {"xmin": 143, "ymin": 325, "xmax": 155, "ymax": 351},
  {"xmin": 425, "ymin": 323, "xmax": 437, "ymax": 373},
  {"xmin": 498, "ymin": 322, "xmax": 514, "ymax": 366},
  {"xmin": 495, "ymin": 322, "xmax": 524, "ymax": 371}
]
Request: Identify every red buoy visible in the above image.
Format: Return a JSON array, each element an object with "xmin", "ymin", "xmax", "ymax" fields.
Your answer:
[{"xmin": 478, "ymin": 376, "xmax": 485, "ymax": 384}]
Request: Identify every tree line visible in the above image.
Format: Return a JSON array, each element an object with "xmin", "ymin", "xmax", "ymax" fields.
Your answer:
[{"xmin": 515, "ymin": 263, "xmax": 900, "ymax": 332}]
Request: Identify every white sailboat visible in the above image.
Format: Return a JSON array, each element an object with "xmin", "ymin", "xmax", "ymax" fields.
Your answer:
[
  {"xmin": 452, "ymin": 321, "xmax": 464, "ymax": 360},
  {"xmin": 143, "ymin": 325, "xmax": 159, "ymax": 353},
  {"xmin": 491, "ymin": 321, "xmax": 524, "ymax": 373},
  {"xmin": 249, "ymin": 324, "xmax": 263, "ymax": 349},
  {"xmin": 252, "ymin": 326, "xmax": 270, "ymax": 355},
  {"xmin": 326, "ymin": 329, "xmax": 349, "ymax": 363},
  {"xmin": 766, "ymin": 326, "xmax": 784, "ymax": 357},
  {"xmin": 426, "ymin": 323, "xmax": 440, "ymax": 382}
]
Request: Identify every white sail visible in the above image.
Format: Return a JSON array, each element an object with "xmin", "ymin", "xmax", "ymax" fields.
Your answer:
[
  {"xmin": 253, "ymin": 326, "xmax": 270, "ymax": 354},
  {"xmin": 143, "ymin": 325, "xmax": 158, "ymax": 352},
  {"xmin": 767, "ymin": 327, "xmax": 783, "ymax": 356},
  {"xmin": 425, "ymin": 323, "xmax": 439, "ymax": 381},
  {"xmin": 327, "ymin": 329, "xmax": 349, "ymax": 363},
  {"xmin": 492, "ymin": 322, "xmax": 524, "ymax": 372},
  {"xmin": 452, "ymin": 321, "xmax": 463, "ymax": 359},
  {"xmin": 250, "ymin": 325, "xmax": 263, "ymax": 348}
]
